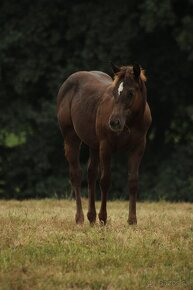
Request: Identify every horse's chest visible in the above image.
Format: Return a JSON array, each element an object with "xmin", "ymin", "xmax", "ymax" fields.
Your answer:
[
  {"xmin": 109, "ymin": 127, "xmax": 144, "ymax": 151},
  {"xmin": 108, "ymin": 130, "xmax": 132, "ymax": 151}
]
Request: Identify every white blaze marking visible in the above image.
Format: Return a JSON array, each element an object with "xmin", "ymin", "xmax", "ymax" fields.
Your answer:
[{"xmin": 118, "ymin": 82, "xmax": 124, "ymax": 95}]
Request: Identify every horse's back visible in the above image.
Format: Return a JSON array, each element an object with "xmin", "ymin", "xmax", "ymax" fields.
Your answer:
[
  {"xmin": 74, "ymin": 70, "xmax": 112, "ymax": 83},
  {"xmin": 57, "ymin": 71, "xmax": 112, "ymax": 147},
  {"xmin": 57, "ymin": 71, "xmax": 111, "ymax": 109},
  {"xmin": 89, "ymin": 71, "xmax": 113, "ymax": 83}
]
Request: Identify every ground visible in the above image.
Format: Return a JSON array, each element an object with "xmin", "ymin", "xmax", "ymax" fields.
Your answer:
[{"xmin": 0, "ymin": 199, "xmax": 193, "ymax": 290}]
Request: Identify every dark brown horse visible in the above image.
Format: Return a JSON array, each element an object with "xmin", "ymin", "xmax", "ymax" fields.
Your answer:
[{"xmin": 57, "ymin": 63, "xmax": 152, "ymax": 225}]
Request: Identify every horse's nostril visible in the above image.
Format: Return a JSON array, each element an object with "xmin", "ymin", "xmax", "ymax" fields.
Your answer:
[
  {"xmin": 110, "ymin": 120, "xmax": 115, "ymax": 127},
  {"xmin": 114, "ymin": 119, "xmax": 120, "ymax": 126},
  {"xmin": 109, "ymin": 118, "xmax": 121, "ymax": 129}
]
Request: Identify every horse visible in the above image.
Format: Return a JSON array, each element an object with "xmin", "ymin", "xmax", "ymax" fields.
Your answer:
[{"xmin": 57, "ymin": 63, "xmax": 152, "ymax": 225}]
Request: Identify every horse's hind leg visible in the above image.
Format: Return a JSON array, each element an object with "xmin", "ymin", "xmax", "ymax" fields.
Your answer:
[
  {"xmin": 64, "ymin": 131, "xmax": 84, "ymax": 224},
  {"xmin": 87, "ymin": 148, "xmax": 99, "ymax": 224}
]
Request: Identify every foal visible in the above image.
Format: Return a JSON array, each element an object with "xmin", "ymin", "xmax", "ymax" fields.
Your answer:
[{"xmin": 57, "ymin": 63, "xmax": 152, "ymax": 225}]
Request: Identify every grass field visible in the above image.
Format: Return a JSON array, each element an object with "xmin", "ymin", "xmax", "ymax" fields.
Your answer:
[{"xmin": 0, "ymin": 199, "xmax": 193, "ymax": 290}]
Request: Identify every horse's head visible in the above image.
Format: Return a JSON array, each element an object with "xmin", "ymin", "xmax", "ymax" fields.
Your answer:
[{"xmin": 109, "ymin": 63, "xmax": 147, "ymax": 132}]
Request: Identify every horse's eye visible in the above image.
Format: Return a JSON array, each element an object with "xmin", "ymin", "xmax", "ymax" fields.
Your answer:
[{"xmin": 127, "ymin": 90, "xmax": 134, "ymax": 98}]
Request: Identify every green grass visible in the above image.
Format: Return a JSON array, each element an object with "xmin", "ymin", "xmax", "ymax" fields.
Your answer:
[{"xmin": 0, "ymin": 199, "xmax": 193, "ymax": 290}]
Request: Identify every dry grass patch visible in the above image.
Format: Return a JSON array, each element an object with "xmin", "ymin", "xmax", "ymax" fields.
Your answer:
[{"xmin": 0, "ymin": 199, "xmax": 193, "ymax": 289}]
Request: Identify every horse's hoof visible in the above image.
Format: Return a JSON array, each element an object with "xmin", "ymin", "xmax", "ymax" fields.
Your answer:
[
  {"xmin": 87, "ymin": 211, "xmax": 96, "ymax": 224},
  {"xmin": 128, "ymin": 218, "xmax": 137, "ymax": 225},
  {"xmin": 75, "ymin": 212, "xmax": 84, "ymax": 225},
  {"xmin": 98, "ymin": 212, "xmax": 107, "ymax": 225}
]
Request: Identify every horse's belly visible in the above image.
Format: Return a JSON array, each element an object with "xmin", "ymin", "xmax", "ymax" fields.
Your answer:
[
  {"xmin": 71, "ymin": 100, "xmax": 99, "ymax": 149},
  {"xmin": 75, "ymin": 120, "xmax": 99, "ymax": 149}
]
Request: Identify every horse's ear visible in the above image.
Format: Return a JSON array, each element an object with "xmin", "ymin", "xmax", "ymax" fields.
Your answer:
[
  {"xmin": 133, "ymin": 63, "xmax": 141, "ymax": 79},
  {"xmin": 111, "ymin": 62, "xmax": 120, "ymax": 74}
]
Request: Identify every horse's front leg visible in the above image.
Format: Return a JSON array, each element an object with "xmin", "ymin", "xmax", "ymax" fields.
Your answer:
[
  {"xmin": 98, "ymin": 141, "xmax": 111, "ymax": 224},
  {"xmin": 128, "ymin": 140, "xmax": 146, "ymax": 225}
]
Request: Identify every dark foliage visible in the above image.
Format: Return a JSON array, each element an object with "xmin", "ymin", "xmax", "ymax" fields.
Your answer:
[{"xmin": 0, "ymin": 0, "xmax": 193, "ymax": 200}]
